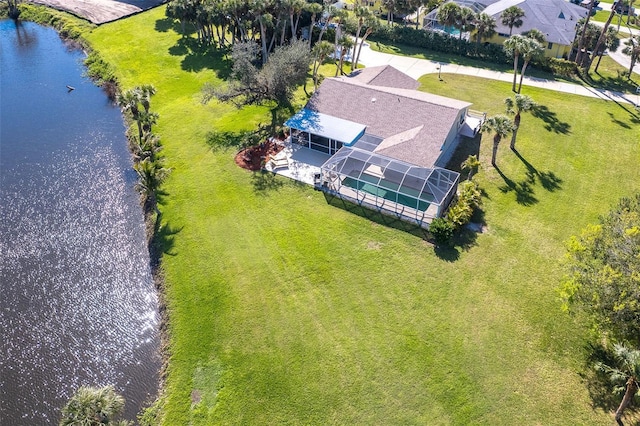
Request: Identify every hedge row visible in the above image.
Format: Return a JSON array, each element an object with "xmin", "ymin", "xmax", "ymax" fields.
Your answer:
[{"xmin": 369, "ymin": 25, "xmax": 578, "ymax": 77}]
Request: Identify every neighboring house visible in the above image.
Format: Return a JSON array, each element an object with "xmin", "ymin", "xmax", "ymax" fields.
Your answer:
[
  {"xmin": 284, "ymin": 65, "xmax": 484, "ymax": 227},
  {"xmin": 424, "ymin": 0, "xmax": 588, "ymax": 58}
]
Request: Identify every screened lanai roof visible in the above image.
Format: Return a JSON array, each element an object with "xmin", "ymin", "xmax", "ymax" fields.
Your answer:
[
  {"xmin": 284, "ymin": 108, "xmax": 366, "ymax": 145},
  {"xmin": 321, "ymin": 146, "xmax": 459, "ymax": 207}
]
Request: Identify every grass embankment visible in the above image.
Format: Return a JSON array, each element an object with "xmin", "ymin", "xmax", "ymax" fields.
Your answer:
[{"xmin": 85, "ymin": 7, "xmax": 639, "ymax": 424}]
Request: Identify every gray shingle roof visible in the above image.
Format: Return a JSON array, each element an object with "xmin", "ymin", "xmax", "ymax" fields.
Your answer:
[
  {"xmin": 304, "ymin": 67, "xmax": 471, "ymax": 168},
  {"xmin": 484, "ymin": 0, "xmax": 587, "ymax": 45},
  {"xmin": 347, "ymin": 65, "xmax": 421, "ymax": 90}
]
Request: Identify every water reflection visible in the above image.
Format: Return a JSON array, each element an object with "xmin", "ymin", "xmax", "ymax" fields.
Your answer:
[{"xmin": 0, "ymin": 20, "xmax": 159, "ymax": 424}]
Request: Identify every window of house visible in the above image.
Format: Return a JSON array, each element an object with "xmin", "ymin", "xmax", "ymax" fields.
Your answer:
[{"xmin": 547, "ymin": 42, "xmax": 553, "ymax": 49}]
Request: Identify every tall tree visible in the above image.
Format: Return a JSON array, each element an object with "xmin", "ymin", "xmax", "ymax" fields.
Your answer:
[
  {"xmin": 586, "ymin": 2, "xmax": 618, "ymax": 72},
  {"xmin": 504, "ymin": 94, "xmax": 535, "ymax": 150},
  {"xmin": 480, "ymin": 115, "xmax": 514, "ymax": 167},
  {"xmin": 516, "ymin": 37, "xmax": 544, "ymax": 93},
  {"xmin": 501, "ymin": 5, "xmax": 525, "ymax": 36},
  {"xmin": 312, "ymin": 40, "xmax": 334, "ymax": 89},
  {"xmin": 622, "ymin": 35, "xmax": 640, "ymax": 76},
  {"xmin": 503, "ymin": 34, "xmax": 527, "ymax": 92},
  {"xmin": 560, "ymin": 194, "xmax": 640, "ymax": 345},
  {"xmin": 575, "ymin": 1, "xmax": 596, "ymax": 66},
  {"xmin": 134, "ymin": 157, "xmax": 170, "ymax": 215},
  {"xmin": 351, "ymin": 3, "xmax": 371, "ymax": 71},
  {"xmin": 594, "ymin": 26, "xmax": 621, "ymax": 73},
  {"xmin": 437, "ymin": 2, "xmax": 461, "ymax": 33},
  {"xmin": 353, "ymin": 14, "xmax": 380, "ymax": 70},
  {"xmin": 249, "ymin": 0, "xmax": 274, "ymax": 65},
  {"xmin": 458, "ymin": 6, "xmax": 475, "ymax": 40},
  {"xmin": 305, "ymin": 2, "xmax": 324, "ymax": 47},
  {"xmin": 335, "ymin": 35, "xmax": 354, "ymax": 76},
  {"xmin": 473, "ymin": 12, "xmax": 496, "ymax": 49},
  {"xmin": 596, "ymin": 344, "xmax": 640, "ymax": 426},
  {"xmin": 60, "ymin": 386, "xmax": 128, "ymax": 426}
]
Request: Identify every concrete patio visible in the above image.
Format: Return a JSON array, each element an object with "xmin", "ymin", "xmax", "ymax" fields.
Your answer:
[{"xmin": 265, "ymin": 140, "xmax": 331, "ymax": 186}]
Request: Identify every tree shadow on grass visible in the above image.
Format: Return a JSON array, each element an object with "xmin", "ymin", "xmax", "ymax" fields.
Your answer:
[
  {"xmin": 323, "ymin": 192, "xmax": 429, "ymax": 239},
  {"xmin": 531, "ymin": 104, "xmax": 572, "ymax": 134},
  {"xmin": 513, "ymin": 149, "xmax": 563, "ymax": 192},
  {"xmin": 167, "ymin": 37, "xmax": 232, "ymax": 78},
  {"xmin": 496, "ymin": 165, "xmax": 538, "ymax": 206},
  {"xmin": 155, "ymin": 17, "xmax": 182, "ymax": 33},
  {"xmin": 251, "ymin": 170, "xmax": 284, "ymax": 194},
  {"xmin": 496, "ymin": 151, "xmax": 563, "ymax": 205},
  {"xmin": 149, "ymin": 217, "xmax": 183, "ymax": 273},
  {"xmin": 322, "ymin": 192, "xmax": 480, "ymax": 261},
  {"xmin": 607, "ymin": 111, "xmax": 633, "ymax": 129}
]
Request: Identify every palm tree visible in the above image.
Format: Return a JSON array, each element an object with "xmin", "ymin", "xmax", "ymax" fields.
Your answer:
[
  {"xmin": 504, "ymin": 94, "xmax": 535, "ymax": 150},
  {"xmin": 501, "ymin": 6, "xmax": 525, "ymax": 36},
  {"xmin": 503, "ymin": 34, "xmax": 527, "ymax": 92},
  {"xmin": 458, "ymin": 7, "xmax": 475, "ymax": 40},
  {"xmin": 335, "ymin": 35, "xmax": 354, "ymax": 77},
  {"xmin": 60, "ymin": 386, "xmax": 127, "ymax": 426},
  {"xmin": 134, "ymin": 157, "xmax": 170, "ymax": 215},
  {"xmin": 351, "ymin": 4, "xmax": 371, "ymax": 71},
  {"xmin": 481, "ymin": 115, "xmax": 514, "ymax": 167},
  {"xmin": 437, "ymin": 2, "xmax": 461, "ymax": 34},
  {"xmin": 516, "ymin": 37, "xmax": 544, "ymax": 93},
  {"xmin": 622, "ymin": 35, "xmax": 640, "ymax": 76},
  {"xmin": 133, "ymin": 131, "xmax": 163, "ymax": 162},
  {"xmin": 461, "ymin": 154, "xmax": 481, "ymax": 180},
  {"xmin": 135, "ymin": 84, "xmax": 156, "ymax": 114},
  {"xmin": 586, "ymin": 3, "xmax": 617, "ymax": 72},
  {"xmin": 524, "ymin": 28, "xmax": 546, "ymax": 44},
  {"xmin": 305, "ymin": 2, "xmax": 323, "ymax": 48},
  {"xmin": 312, "ymin": 40, "xmax": 334, "ymax": 89},
  {"xmin": 353, "ymin": 14, "xmax": 380, "ymax": 70},
  {"xmin": 473, "ymin": 12, "xmax": 496, "ymax": 50},
  {"xmin": 116, "ymin": 89, "xmax": 143, "ymax": 141},
  {"xmin": 596, "ymin": 344, "xmax": 640, "ymax": 425}
]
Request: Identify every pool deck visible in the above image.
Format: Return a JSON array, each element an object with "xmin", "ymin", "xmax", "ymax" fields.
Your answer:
[{"xmin": 265, "ymin": 140, "xmax": 330, "ymax": 186}]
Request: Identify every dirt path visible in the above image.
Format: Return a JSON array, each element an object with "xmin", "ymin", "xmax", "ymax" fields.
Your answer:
[{"xmin": 31, "ymin": 0, "xmax": 165, "ymax": 24}]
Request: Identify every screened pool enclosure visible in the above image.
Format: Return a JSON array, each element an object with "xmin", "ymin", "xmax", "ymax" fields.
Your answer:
[{"xmin": 320, "ymin": 146, "xmax": 460, "ymax": 227}]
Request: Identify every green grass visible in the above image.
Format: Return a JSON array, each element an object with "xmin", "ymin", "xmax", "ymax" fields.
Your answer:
[
  {"xmin": 592, "ymin": 10, "xmax": 640, "ymax": 31},
  {"xmin": 370, "ymin": 38, "xmax": 639, "ymax": 93},
  {"xmin": 83, "ymin": 7, "xmax": 640, "ymax": 424}
]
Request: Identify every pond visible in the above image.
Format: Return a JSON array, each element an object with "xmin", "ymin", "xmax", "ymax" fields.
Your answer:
[{"xmin": 0, "ymin": 19, "xmax": 160, "ymax": 424}]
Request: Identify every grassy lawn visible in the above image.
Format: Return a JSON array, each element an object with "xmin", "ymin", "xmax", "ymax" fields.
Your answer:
[
  {"xmin": 369, "ymin": 38, "xmax": 639, "ymax": 93},
  {"xmin": 85, "ymin": 7, "xmax": 640, "ymax": 424},
  {"xmin": 592, "ymin": 10, "xmax": 640, "ymax": 31}
]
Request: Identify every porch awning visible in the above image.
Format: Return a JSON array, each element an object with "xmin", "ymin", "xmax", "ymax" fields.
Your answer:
[{"xmin": 284, "ymin": 108, "xmax": 366, "ymax": 146}]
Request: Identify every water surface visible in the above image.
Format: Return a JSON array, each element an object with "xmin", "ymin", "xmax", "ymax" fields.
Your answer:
[{"xmin": 0, "ymin": 19, "xmax": 160, "ymax": 424}]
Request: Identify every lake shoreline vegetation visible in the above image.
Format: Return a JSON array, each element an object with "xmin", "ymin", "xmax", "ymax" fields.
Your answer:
[{"xmin": 3, "ymin": 2, "xmax": 640, "ymax": 425}]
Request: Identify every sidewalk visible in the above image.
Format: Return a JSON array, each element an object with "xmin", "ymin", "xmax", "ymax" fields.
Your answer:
[{"xmin": 357, "ymin": 42, "xmax": 640, "ymax": 106}]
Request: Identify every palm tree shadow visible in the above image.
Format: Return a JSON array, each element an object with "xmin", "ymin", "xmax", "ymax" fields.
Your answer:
[
  {"xmin": 513, "ymin": 149, "xmax": 563, "ymax": 192},
  {"xmin": 167, "ymin": 37, "xmax": 232, "ymax": 79},
  {"xmin": 149, "ymin": 219, "xmax": 183, "ymax": 272},
  {"xmin": 495, "ymin": 165, "xmax": 538, "ymax": 206},
  {"xmin": 531, "ymin": 104, "xmax": 571, "ymax": 134},
  {"xmin": 607, "ymin": 111, "xmax": 632, "ymax": 129}
]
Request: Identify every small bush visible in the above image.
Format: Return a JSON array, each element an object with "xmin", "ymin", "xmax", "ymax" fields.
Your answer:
[{"xmin": 429, "ymin": 217, "xmax": 454, "ymax": 245}]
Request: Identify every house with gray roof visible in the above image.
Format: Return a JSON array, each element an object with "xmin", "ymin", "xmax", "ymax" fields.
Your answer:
[
  {"xmin": 282, "ymin": 65, "xmax": 484, "ymax": 227},
  {"xmin": 424, "ymin": 0, "xmax": 587, "ymax": 58}
]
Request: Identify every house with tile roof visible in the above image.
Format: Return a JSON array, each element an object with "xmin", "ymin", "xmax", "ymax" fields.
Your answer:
[
  {"xmin": 424, "ymin": 0, "xmax": 588, "ymax": 58},
  {"xmin": 283, "ymin": 65, "xmax": 484, "ymax": 227}
]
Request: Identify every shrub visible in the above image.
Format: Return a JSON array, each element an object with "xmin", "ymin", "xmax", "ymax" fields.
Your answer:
[
  {"xmin": 429, "ymin": 217, "xmax": 454, "ymax": 244},
  {"xmin": 546, "ymin": 57, "xmax": 577, "ymax": 77}
]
